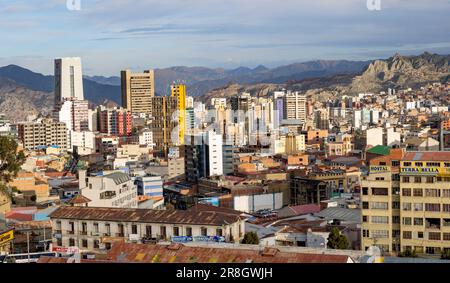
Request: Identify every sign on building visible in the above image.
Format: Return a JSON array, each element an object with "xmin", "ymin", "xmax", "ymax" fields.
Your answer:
[{"xmin": 0, "ymin": 229, "xmax": 14, "ymax": 246}]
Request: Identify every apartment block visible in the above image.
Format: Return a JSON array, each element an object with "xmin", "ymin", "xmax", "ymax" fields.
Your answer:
[
  {"xmin": 18, "ymin": 119, "xmax": 68, "ymax": 150},
  {"xmin": 49, "ymin": 206, "xmax": 245, "ymax": 252},
  {"xmin": 362, "ymin": 150, "xmax": 450, "ymax": 256},
  {"xmin": 79, "ymin": 170, "xmax": 138, "ymax": 209},
  {"xmin": 121, "ymin": 70, "xmax": 155, "ymax": 115}
]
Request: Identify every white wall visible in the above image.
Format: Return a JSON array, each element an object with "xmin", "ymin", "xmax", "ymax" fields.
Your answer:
[{"xmin": 233, "ymin": 192, "xmax": 283, "ymax": 213}]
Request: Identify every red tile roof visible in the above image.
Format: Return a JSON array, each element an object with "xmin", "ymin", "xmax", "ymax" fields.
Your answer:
[{"xmin": 289, "ymin": 204, "xmax": 321, "ymax": 215}]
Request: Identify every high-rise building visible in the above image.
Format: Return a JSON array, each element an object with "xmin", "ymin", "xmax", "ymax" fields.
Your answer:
[
  {"xmin": 171, "ymin": 84, "xmax": 187, "ymax": 145},
  {"xmin": 18, "ymin": 119, "xmax": 68, "ymax": 150},
  {"xmin": 185, "ymin": 131, "xmax": 223, "ymax": 183},
  {"xmin": 97, "ymin": 106, "xmax": 133, "ymax": 137},
  {"xmin": 150, "ymin": 96, "xmax": 178, "ymax": 156},
  {"xmin": 121, "ymin": 70, "xmax": 155, "ymax": 115},
  {"xmin": 54, "ymin": 57, "xmax": 84, "ymax": 104},
  {"xmin": 283, "ymin": 91, "xmax": 306, "ymax": 122},
  {"xmin": 362, "ymin": 150, "xmax": 450, "ymax": 256}
]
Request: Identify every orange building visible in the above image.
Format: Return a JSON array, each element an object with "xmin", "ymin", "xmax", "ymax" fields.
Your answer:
[{"xmin": 8, "ymin": 171, "xmax": 50, "ymax": 201}]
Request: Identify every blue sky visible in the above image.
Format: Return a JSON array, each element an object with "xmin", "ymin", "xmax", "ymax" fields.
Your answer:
[{"xmin": 0, "ymin": 0, "xmax": 449, "ymax": 76}]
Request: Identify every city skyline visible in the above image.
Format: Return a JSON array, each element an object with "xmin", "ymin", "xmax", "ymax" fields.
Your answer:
[{"xmin": 0, "ymin": 0, "xmax": 450, "ymax": 76}]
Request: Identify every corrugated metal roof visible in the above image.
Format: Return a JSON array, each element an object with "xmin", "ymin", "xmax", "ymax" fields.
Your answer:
[
  {"xmin": 49, "ymin": 206, "xmax": 243, "ymax": 226},
  {"xmin": 315, "ymin": 207, "xmax": 360, "ymax": 223},
  {"xmin": 98, "ymin": 242, "xmax": 351, "ymax": 263}
]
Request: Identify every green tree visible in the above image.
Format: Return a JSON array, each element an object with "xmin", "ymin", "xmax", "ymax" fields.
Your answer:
[
  {"xmin": 241, "ymin": 232, "xmax": 259, "ymax": 245},
  {"xmin": 327, "ymin": 227, "xmax": 349, "ymax": 250},
  {"xmin": 0, "ymin": 136, "xmax": 26, "ymax": 197},
  {"xmin": 399, "ymin": 249, "xmax": 417, "ymax": 258}
]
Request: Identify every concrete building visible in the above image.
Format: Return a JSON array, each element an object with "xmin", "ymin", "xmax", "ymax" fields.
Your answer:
[
  {"xmin": 49, "ymin": 205, "xmax": 245, "ymax": 251},
  {"xmin": 121, "ymin": 70, "xmax": 155, "ymax": 115},
  {"xmin": 135, "ymin": 174, "xmax": 163, "ymax": 197},
  {"xmin": 150, "ymin": 96, "xmax": 178, "ymax": 156},
  {"xmin": 54, "ymin": 57, "xmax": 84, "ymax": 103},
  {"xmin": 168, "ymin": 157, "xmax": 185, "ymax": 180},
  {"xmin": 79, "ymin": 171, "xmax": 138, "ymax": 209},
  {"xmin": 18, "ymin": 119, "xmax": 67, "ymax": 150},
  {"xmin": 284, "ymin": 92, "xmax": 306, "ymax": 122},
  {"xmin": 98, "ymin": 106, "xmax": 133, "ymax": 137},
  {"xmin": 185, "ymin": 131, "xmax": 223, "ymax": 183},
  {"xmin": 171, "ymin": 84, "xmax": 187, "ymax": 145}
]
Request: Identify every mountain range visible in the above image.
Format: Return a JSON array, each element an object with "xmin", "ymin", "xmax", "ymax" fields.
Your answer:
[{"xmin": 1, "ymin": 52, "xmax": 449, "ymax": 122}]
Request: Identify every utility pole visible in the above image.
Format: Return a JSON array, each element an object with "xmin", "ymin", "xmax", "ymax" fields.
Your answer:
[{"xmin": 26, "ymin": 231, "xmax": 30, "ymax": 263}]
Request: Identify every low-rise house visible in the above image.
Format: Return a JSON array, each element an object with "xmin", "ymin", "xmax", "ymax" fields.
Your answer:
[{"xmin": 49, "ymin": 205, "xmax": 245, "ymax": 252}]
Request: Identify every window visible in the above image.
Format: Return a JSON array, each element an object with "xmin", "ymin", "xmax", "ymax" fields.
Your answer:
[
  {"xmin": 372, "ymin": 230, "xmax": 389, "ymax": 238},
  {"xmin": 402, "ymin": 177, "xmax": 410, "ymax": 183},
  {"xmin": 363, "ymin": 216, "xmax": 368, "ymax": 222},
  {"xmin": 68, "ymin": 222, "xmax": 75, "ymax": 234},
  {"xmin": 363, "ymin": 230, "xmax": 369, "ymax": 238},
  {"xmin": 415, "ymin": 162, "xmax": 423, "ymax": 167},
  {"xmin": 429, "ymin": 232, "xmax": 441, "ymax": 241},
  {"xmin": 69, "ymin": 238, "xmax": 75, "ymax": 246},
  {"xmin": 402, "ymin": 203, "xmax": 412, "ymax": 211},
  {"xmin": 362, "ymin": 202, "xmax": 369, "ymax": 209},
  {"xmin": 362, "ymin": 187, "xmax": 368, "ymax": 195},
  {"xmin": 186, "ymin": 227, "xmax": 192, "ymax": 237},
  {"xmin": 392, "ymin": 216, "xmax": 400, "ymax": 224},
  {"xmin": 403, "ymin": 231, "xmax": 412, "ymax": 239},
  {"xmin": 413, "ymin": 189, "xmax": 423, "ymax": 197},
  {"xmin": 392, "ymin": 187, "xmax": 400, "ymax": 195},
  {"xmin": 160, "ymin": 226, "xmax": 167, "ymax": 238},
  {"xmin": 443, "ymin": 190, "xmax": 450, "ymax": 197},
  {"xmin": 443, "ymin": 204, "xmax": 450, "ymax": 213},
  {"xmin": 402, "ymin": 188, "xmax": 411, "ymax": 196},
  {"xmin": 426, "ymin": 162, "xmax": 440, "ymax": 167},
  {"xmin": 418, "ymin": 232, "xmax": 423, "ymax": 239},
  {"xmin": 94, "ymin": 240, "xmax": 100, "ymax": 249},
  {"xmin": 173, "ymin": 227, "xmax": 180, "ymax": 236},
  {"xmin": 426, "ymin": 247, "xmax": 440, "ymax": 254},
  {"xmin": 56, "ymin": 220, "xmax": 61, "ymax": 230},
  {"xmin": 93, "ymin": 223, "xmax": 99, "ymax": 233},
  {"xmin": 445, "ymin": 163, "xmax": 450, "ymax": 168},
  {"xmin": 403, "ymin": 162, "xmax": 412, "ymax": 167},
  {"xmin": 81, "ymin": 222, "xmax": 87, "ymax": 234},
  {"xmin": 392, "ymin": 161, "xmax": 400, "ymax": 167},
  {"xmin": 444, "ymin": 233, "xmax": 450, "ymax": 241},
  {"xmin": 371, "ymin": 202, "xmax": 388, "ymax": 210},
  {"xmin": 402, "ymin": 217, "xmax": 412, "ymax": 225},
  {"xmin": 425, "ymin": 189, "xmax": 440, "ymax": 197},
  {"xmin": 372, "ymin": 188, "xmax": 388, "ymax": 196},
  {"xmin": 426, "ymin": 177, "xmax": 434, "ymax": 183},
  {"xmin": 132, "ymin": 225, "xmax": 138, "ymax": 234},
  {"xmin": 392, "ymin": 202, "xmax": 400, "ymax": 209},
  {"xmin": 413, "ymin": 203, "xmax": 423, "ymax": 211},
  {"xmin": 425, "ymin": 203, "xmax": 440, "ymax": 212},
  {"xmin": 105, "ymin": 223, "xmax": 111, "ymax": 235},
  {"xmin": 392, "ymin": 230, "xmax": 400, "ymax": 238},
  {"xmin": 145, "ymin": 225, "xmax": 152, "ymax": 238},
  {"xmin": 372, "ymin": 216, "xmax": 389, "ymax": 224},
  {"xmin": 216, "ymin": 229, "xmax": 223, "ymax": 237},
  {"xmin": 414, "ymin": 177, "xmax": 422, "ymax": 183},
  {"xmin": 414, "ymin": 218, "xmax": 423, "ymax": 226},
  {"xmin": 82, "ymin": 239, "xmax": 88, "ymax": 248},
  {"xmin": 57, "ymin": 238, "xmax": 62, "ymax": 246},
  {"xmin": 201, "ymin": 227, "xmax": 208, "ymax": 236}
]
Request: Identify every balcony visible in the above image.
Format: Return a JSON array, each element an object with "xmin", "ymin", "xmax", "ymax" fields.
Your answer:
[
  {"xmin": 67, "ymin": 230, "xmax": 75, "ymax": 235},
  {"xmin": 80, "ymin": 231, "xmax": 88, "ymax": 236}
]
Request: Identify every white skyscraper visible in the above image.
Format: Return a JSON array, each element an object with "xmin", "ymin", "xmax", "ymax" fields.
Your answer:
[
  {"xmin": 206, "ymin": 130, "xmax": 223, "ymax": 177},
  {"xmin": 54, "ymin": 57, "xmax": 84, "ymax": 103}
]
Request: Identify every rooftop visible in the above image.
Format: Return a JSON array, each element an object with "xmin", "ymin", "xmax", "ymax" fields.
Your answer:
[
  {"xmin": 403, "ymin": 152, "xmax": 450, "ymax": 162},
  {"xmin": 87, "ymin": 242, "xmax": 353, "ymax": 263},
  {"xmin": 49, "ymin": 205, "xmax": 243, "ymax": 226},
  {"xmin": 367, "ymin": 145, "xmax": 390, "ymax": 156}
]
